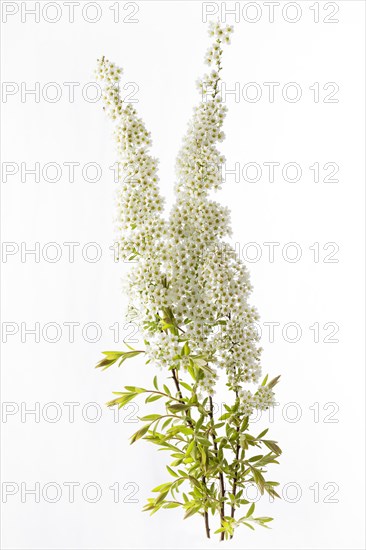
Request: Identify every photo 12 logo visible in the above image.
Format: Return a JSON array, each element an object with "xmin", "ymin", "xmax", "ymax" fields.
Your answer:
[
  {"xmin": 1, "ymin": 1, "xmax": 140, "ymax": 24},
  {"xmin": 1, "ymin": 481, "xmax": 140, "ymax": 503},
  {"xmin": 1, "ymin": 80, "xmax": 139, "ymax": 104},
  {"xmin": 202, "ymin": 2, "xmax": 340, "ymax": 24}
]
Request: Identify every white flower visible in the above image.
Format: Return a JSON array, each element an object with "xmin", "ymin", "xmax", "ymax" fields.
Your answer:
[{"xmin": 252, "ymin": 386, "xmax": 276, "ymax": 411}]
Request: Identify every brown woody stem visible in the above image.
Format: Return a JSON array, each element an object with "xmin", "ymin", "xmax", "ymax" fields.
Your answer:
[
  {"xmin": 230, "ymin": 388, "xmax": 240, "ymax": 539},
  {"xmin": 209, "ymin": 396, "xmax": 225, "ymax": 541}
]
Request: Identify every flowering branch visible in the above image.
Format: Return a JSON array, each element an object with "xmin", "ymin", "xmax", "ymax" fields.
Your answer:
[{"xmin": 94, "ymin": 21, "xmax": 281, "ymax": 540}]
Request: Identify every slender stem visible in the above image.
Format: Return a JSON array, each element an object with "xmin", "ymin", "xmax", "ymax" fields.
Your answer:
[
  {"xmin": 204, "ymin": 513, "xmax": 210, "ymax": 539},
  {"xmin": 202, "ymin": 474, "xmax": 210, "ymax": 539},
  {"xmin": 208, "ymin": 396, "xmax": 225, "ymax": 541},
  {"xmin": 171, "ymin": 368, "xmax": 184, "ymax": 401},
  {"xmin": 172, "ymin": 368, "xmax": 211, "ymax": 538},
  {"xmin": 230, "ymin": 427, "xmax": 240, "ymax": 535},
  {"xmin": 230, "ymin": 385, "xmax": 240, "ymax": 539}
]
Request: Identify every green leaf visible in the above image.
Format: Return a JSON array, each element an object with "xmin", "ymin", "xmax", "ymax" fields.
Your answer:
[
  {"xmin": 251, "ymin": 469, "xmax": 266, "ymax": 495},
  {"xmin": 130, "ymin": 423, "xmax": 150, "ymax": 444},
  {"xmin": 195, "ymin": 414, "xmax": 205, "ymax": 432},
  {"xmin": 248, "ymin": 455, "xmax": 263, "ymax": 463},
  {"xmin": 155, "ymin": 491, "xmax": 169, "ymax": 505},
  {"xmin": 139, "ymin": 414, "xmax": 161, "ymax": 421},
  {"xmin": 213, "ymin": 422, "xmax": 225, "ymax": 429},
  {"xmin": 186, "ymin": 440, "xmax": 195, "ymax": 457},
  {"xmin": 161, "ymin": 323, "xmax": 174, "ymax": 330},
  {"xmin": 163, "ymin": 502, "xmax": 180, "ymax": 508},
  {"xmin": 152, "ymin": 482, "xmax": 172, "ymax": 493},
  {"xmin": 161, "ymin": 417, "xmax": 173, "ymax": 430},
  {"xmin": 95, "ymin": 349, "xmax": 145, "ymax": 370},
  {"xmin": 170, "ymin": 426, "xmax": 193, "ymax": 436},
  {"xmin": 182, "ymin": 342, "xmax": 190, "ymax": 355},
  {"xmin": 267, "ymin": 375, "xmax": 281, "ymax": 389},
  {"xmin": 142, "ymin": 500, "xmax": 155, "ymax": 512},
  {"xmin": 194, "ymin": 360, "xmax": 213, "ymax": 375},
  {"xmin": 263, "ymin": 440, "xmax": 282, "ymax": 455},
  {"xmin": 95, "ymin": 351, "xmax": 123, "ymax": 370},
  {"xmin": 180, "ymin": 381, "xmax": 192, "ymax": 391},
  {"xmin": 168, "ymin": 404, "xmax": 191, "ymax": 412},
  {"xmin": 166, "ymin": 466, "xmax": 179, "ymax": 478},
  {"xmin": 106, "ymin": 392, "xmax": 136, "ymax": 408},
  {"xmin": 264, "ymin": 484, "xmax": 281, "ymax": 499},
  {"xmin": 201, "ymin": 447, "xmax": 207, "ymax": 466},
  {"xmin": 246, "ymin": 502, "xmax": 255, "ymax": 517},
  {"xmin": 153, "ymin": 376, "xmax": 159, "ymax": 390},
  {"xmin": 188, "ymin": 476, "xmax": 202, "ymax": 490},
  {"xmin": 124, "ymin": 386, "xmax": 146, "ymax": 393},
  {"xmin": 241, "ymin": 416, "xmax": 249, "ymax": 431},
  {"xmin": 195, "ymin": 436, "xmax": 211, "ymax": 447},
  {"xmin": 184, "ymin": 505, "xmax": 201, "ymax": 519},
  {"xmin": 145, "ymin": 394, "xmax": 162, "ymax": 403},
  {"xmin": 256, "ymin": 453, "xmax": 279, "ymax": 466}
]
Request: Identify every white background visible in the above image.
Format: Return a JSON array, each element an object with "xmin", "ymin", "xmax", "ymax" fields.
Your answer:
[{"xmin": 1, "ymin": 1, "xmax": 365, "ymax": 549}]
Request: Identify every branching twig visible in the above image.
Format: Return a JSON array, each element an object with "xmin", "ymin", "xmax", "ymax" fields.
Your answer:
[{"xmin": 172, "ymin": 368, "xmax": 211, "ymax": 538}]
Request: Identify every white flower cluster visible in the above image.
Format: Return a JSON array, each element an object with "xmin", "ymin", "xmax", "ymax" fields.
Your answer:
[
  {"xmin": 96, "ymin": 22, "xmax": 275, "ymax": 413},
  {"xmin": 238, "ymin": 386, "xmax": 276, "ymax": 416},
  {"xmin": 205, "ymin": 22, "xmax": 233, "ymax": 64},
  {"xmin": 95, "ymin": 58, "xmax": 123, "ymax": 120},
  {"xmin": 95, "ymin": 57, "xmax": 166, "ymax": 261}
]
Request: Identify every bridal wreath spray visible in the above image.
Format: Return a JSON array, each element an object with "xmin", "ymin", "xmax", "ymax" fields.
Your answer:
[{"xmin": 95, "ymin": 23, "xmax": 281, "ymax": 540}]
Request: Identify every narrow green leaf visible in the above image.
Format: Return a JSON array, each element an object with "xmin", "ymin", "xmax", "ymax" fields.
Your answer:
[
  {"xmin": 263, "ymin": 440, "xmax": 282, "ymax": 455},
  {"xmin": 139, "ymin": 414, "xmax": 161, "ymax": 421},
  {"xmin": 180, "ymin": 381, "xmax": 192, "ymax": 391},
  {"xmin": 130, "ymin": 423, "xmax": 150, "ymax": 444},
  {"xmin": 124, "ymin": 386, "xmax": 146, "ymax": 393},
  {"xmin": 168, "ymin": 404, "xmax": 191, "ymax": 412},
  {"xmin": 246, "ymin": 502, "xmax": 255, "ymax": 517},
  {"xmin": 152, "ymin": 482, "xmax": 172, "ymax": 493},
  {"xmin": 145, "ymin": 394, "xmax": 162, "ymax": 403},
  {"xmin": 166, "ymin": 466, "xmax": 178, "ymax": 478},
  {"xmin": 155, "ymin": 491, "xmax": 169, "ymax": 505},
  {"xmin": 267, "ymin": 375, "xmax": 281, "ymax": 389},
  {"xmin": 186, "ymin": 440, "xmax": 195, "ymax": 457}
]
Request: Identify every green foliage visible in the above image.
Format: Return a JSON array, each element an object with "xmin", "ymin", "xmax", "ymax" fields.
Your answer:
[
  {"xmin": 96, "ymin": 347, "xmax": 281, "ymax": 539},
  {"xmin": 95, "ymin": 347, "xmax": 144, "ymax": 370}
]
